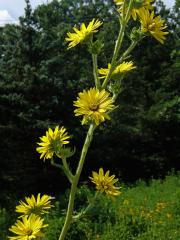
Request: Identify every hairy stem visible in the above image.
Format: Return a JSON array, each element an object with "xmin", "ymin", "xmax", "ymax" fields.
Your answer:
[
  {"xmin": 117, "ymin": 40, "xmax": 138, "ymax": 64},
  {"xmin": 102, "ymin": 23, "xmax": 125, "ymax": 89},
  {"xmin": 73, "ymin": 192, "xmax": 100, "ymax": 221},
  {"xmin": 102, "ymin": 0, "xmax": 134, "ymax": 89},
  {"xmin": 58, "ymin": 124, "xmax": 95, "ymax": 240},
  {"xmin": 92, "ymin": 54, "xmax": 100, "ymax": 89},
  {"xmin": 62, "ymin": 157, "xmax": 74, "ymax": 184},
  {"xmin": 51, "ymin": 158, "xmax": 73, "ymax": 184}
]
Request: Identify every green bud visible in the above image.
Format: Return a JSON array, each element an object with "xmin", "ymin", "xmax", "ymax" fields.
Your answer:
[
  {"xmin": 130, "ymin": 27, "xmax": 142, "ymax": 41},
  {"xmin": 133, "ymin": 0, "xmax": 144, "ymax": 9},
  {"xmin": 108, "ymin": 81, "xmax": 122, "ymax": 96},
  {"xmin": 56, "ymin": 147, "xmax": 75, "ymax": 159},
  {"xmin": 88, "ymin": 40, "xmax": 104, "ymax": 55}
]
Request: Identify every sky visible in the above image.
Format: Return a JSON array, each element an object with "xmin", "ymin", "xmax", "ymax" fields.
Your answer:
[{"xmin": 0, "ymin": 0, "xmax": 175, "ymax": 26}]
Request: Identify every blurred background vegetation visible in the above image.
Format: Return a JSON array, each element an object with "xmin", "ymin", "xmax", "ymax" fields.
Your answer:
[{"xmin": 0, "ymin": 0, "xmax": 179, "ymax": 210}]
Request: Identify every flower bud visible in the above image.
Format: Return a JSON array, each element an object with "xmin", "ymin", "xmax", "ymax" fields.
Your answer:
[
  {"xmin": 56, "ymin": 147, "xmax": 75, "ymax": 159},
  {"xmin": 130, "ymin": 27, "xmax": 142, "ymax": 41},
  {"xmin": 133, "ymin": 0, "xmax": 144, "ymax": 9},
  {"xmin": 88, "ymin": 40, "xmax": 104, "ymax": 55}
]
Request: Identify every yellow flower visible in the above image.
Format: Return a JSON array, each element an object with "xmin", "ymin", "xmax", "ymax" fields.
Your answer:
[
  {"xmin": 65, "ymin": 19, "xmax": 102, "ymax": 49},
  {"xmin": 36, "ymin": 126, "xmax": 70, "ymax": 160},
  {"xmin": 123, "ymin": 199, "xmax": 129, "ymax": 205},
  {"xmin": 155, "ymin": 202, "xmax": 167, "ymax": 212},
  {"xmin": 114, "ymin": 0, "xmax": 154, "ymax": 21},
  {"xmin": 166, "ymin": 213, "xmax": 172, "ymax": 219},
  {"xmin": 16, "ymin": 194, "xmax": 53, "ymax": 217},
  {"xmin": 73, "ymin": 88, "xmax": 115, "ymax": 125},
  {"xmin": 89, "ymin": 168, "xmax": 121, "ymax": 197},
  {"xmin": 138, "ymin": 9, "xmax": 169, "ymax": 44},
  {"xmin": 9, "ymin": 214, "xmax": 48, "ymax": 240},
  {"xmin": 98, "ymin": 61, "xmax": 136, "ymax": 79}
]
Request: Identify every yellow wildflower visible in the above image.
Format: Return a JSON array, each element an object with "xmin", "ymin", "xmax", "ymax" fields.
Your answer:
[
  {"xmin": 114, "ymin": 0, "xmax": 154, "ymax": 20},
  {"xmin": 98, "ymin": 61, "xmax": 136, "ymax": 79},
  {"xmin": 123, "ymin": 199, "xmax": 129, "ymax": 205},
  {"xmin": 166, "ymin": 213, "xmax": 172, "ymax": 219},
  {"xmin": 89, "ymin": 168, "xmax": 121, "ymax": 197},
  {"xmin": 65, "ymin": 19, "xmax": 102, "ymax": 49},
  {"xmin": 74, "ymin": 88, "xmax": 115, "ymax": 125},
  {"xmin": 138, "ymin": 9, "xmax": 169, "ymax": 44},
  {"xmin": 9, "ymin": 214, "xmax": 48, "ymax": 240},
  {"xmin": 36, "ymin": 126, "xmax": 70, "ymax": 160},
  {"xmin": 155, "ymin": 202, "xmax": 167, "ymax": 212},
  {"xmin": 16, "ymin": 194, "xmax": 53, "ymax": 217}
]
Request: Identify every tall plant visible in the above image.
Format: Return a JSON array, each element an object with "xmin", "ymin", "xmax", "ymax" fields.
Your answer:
[{"xmin": 8, "ymin": 0, "xmax": 168, "ymax": 239}]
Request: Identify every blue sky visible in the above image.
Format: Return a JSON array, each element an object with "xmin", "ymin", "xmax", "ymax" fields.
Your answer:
[{"xmin": 0, "ymin": 0, "xmax": 175, "ymax": 26}]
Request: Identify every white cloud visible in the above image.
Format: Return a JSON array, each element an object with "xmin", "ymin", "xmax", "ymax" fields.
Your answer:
[{"xmin": 0, "ymin": 10, "xmax": 18, "ymax": 26}]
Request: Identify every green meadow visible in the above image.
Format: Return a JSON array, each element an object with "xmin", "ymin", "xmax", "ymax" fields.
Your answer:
[{"xmin": 1, "ymin": 173, "xmax": 179, "ymax": 240}]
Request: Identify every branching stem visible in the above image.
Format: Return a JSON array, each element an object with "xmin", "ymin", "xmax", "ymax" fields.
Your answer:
[{"xmin": 58, "ymin": 124, "xmax": 95, "ymax": 240}]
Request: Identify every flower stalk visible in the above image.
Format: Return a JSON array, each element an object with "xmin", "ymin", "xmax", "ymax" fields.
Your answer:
[
  {"xmin": 102, "ymin": 0, "xmax": 134, "ymax": 89},
  {"xmin": 92, "ymin": 53, "xmax": 100, "ymax": 89},
  {"xmin": 62, "ymin": 157, "xmax": 74, "ymax": 183},
  {"xmin": 58, "ymin": 124, "xmax": 95, "ymax": 240},
  {"xmin": 51, "ymin": 158, "xmax": 74, "ymax": 184},
  {"xmin": 117, "ymin": 39, "xmax": 138, "ymax": 65},
  {"xmin": 73, "ymin": 191, "xmax": 100, "ymax": 221}
]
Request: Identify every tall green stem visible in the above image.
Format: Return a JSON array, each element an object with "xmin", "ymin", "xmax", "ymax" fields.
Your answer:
[
  {"xmin": 102, "ymin": 23, "xmax": 125, "ymax": 89},
  {"xmin": 73, "ymin": 192, "xmax": 100, "ymax": 221},
  {"xmin": 117, "ymin": 40, "xmax": 138, "ymax": 64},
  {"xmin": 92, "ymin": 54, "xmax": 100, "ymax": 89},
  {"xmin": 102, "ymin": 0, "xmax": 134, "ymax": 89},
  {"xmin": 62, "ymin": 157, "xmax": 74, "ymax": 184},
  {"xmin": 58, "ymin": 124, "xmax": 95, "ymax": 240}
]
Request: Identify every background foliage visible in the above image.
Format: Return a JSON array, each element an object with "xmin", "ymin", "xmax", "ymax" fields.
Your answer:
[{"xmin": 0, "ymin": 0, "xmax": 179, "ymax": 207}]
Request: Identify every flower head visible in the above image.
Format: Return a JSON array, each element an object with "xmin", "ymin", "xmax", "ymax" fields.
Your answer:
[
  {"xmin": 114, "ymin": 0, "xmax": 154, "ymax": 21},
  {"xmin": 36, "ymin": 126, "xmax": 70, "ymax": 160},
  {"xmin": 9, "ymin": 214, "xmax": 48, "ymax": 240},
  {"xmin": 138, "ymin": 9, "xmax": 169, "ymax": 44},
  {"xmin": 16, "ymin": 194, "xmax": 53, "ymax": 217},
  {"xmin": 73, "ymin": 88, "xmax": 115, "ymax": 125},
  {"xmin": 65, "ymin": 19, "xmax": 102, "ymax": 49},
  {"xmin": 89, "ymin": 168, "xmax": 121, "ymax": 197},
  {"xmin": 98, "ymin": 61, "xmax": 136, "ymax": 79}
]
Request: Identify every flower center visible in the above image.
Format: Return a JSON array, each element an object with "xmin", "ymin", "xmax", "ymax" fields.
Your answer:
[
  {"xmin": 148, "ymin": 22, "xmax": 156, "ymax": 31},
  {"xmin": 101, "ymin": 180, "xmax": 109, "ymax": 190},
  {"xmin": 25, "ymin": 228, "xmax": 33, "ymax": 236},
  {"xmin": 89, "ymin": 103, "xmax": 99, "ymax": 111}
]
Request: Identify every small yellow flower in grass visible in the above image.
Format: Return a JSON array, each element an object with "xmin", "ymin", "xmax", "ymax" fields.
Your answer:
[
  {"xmin": 36, "ymin": 126, "xmax": 70, "ymax": 160},
  {"xmin": 74, "ymin": 88, "xmax": 115, "ymax": 125},
  {"xmin": 138, "ymin": 9, "xmax": 169, "ymax": 44},
  {"xmin": 65, "ymin": 19, "xmax": 102, "ymax": 49},
  {"xmin": 89, "ymin": 168, "xmax": 121, "ymax": 197},
  {"xmin": 166, "ymin": 213, "xmax": 172, "ymax": 219},
  {"xmin": 114, "ymin": 0, "xmax": 154, "ymax": 21},
  {"xmin": 98, "ymin": 61, "xmax": 136, "ymax": 79},
  {"xmin": 123, "ymin": 199, "xmax": 129, "ymax": 205},
  {"xmin": 9, "ymin": 214, "xmax": 48, "ymax": 240},
  {"xmin": 16, "ymin": 194, "xmax": 53, "ymax": 217}
]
